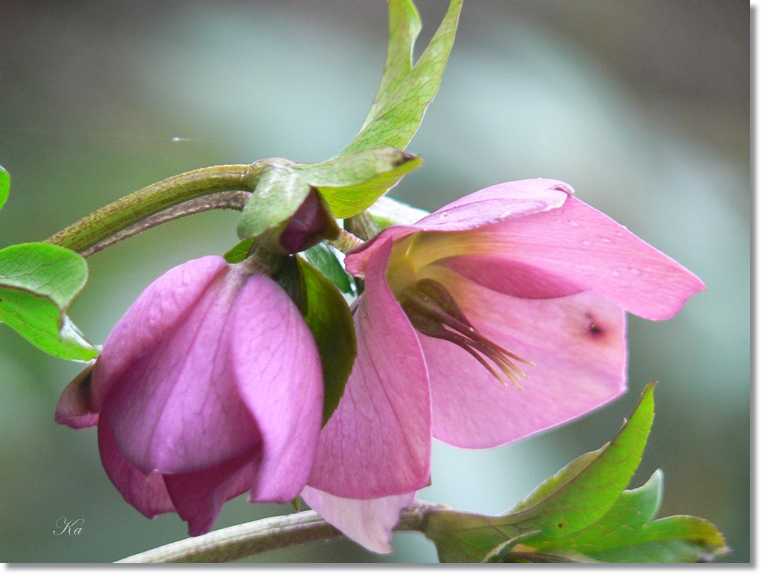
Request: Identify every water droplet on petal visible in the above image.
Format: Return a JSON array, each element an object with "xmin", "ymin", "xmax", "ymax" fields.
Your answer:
[
  {"xmin": 570, "ymin": 220, "xmax": 580, "ymax": 227},
  {"xmin": 601, "ymin": 238, "xmax": 612, "ymax": 244},
  {"xmin": 440, "ymin": 212, "xmax": 449, "ymax": 219},
  {"xmin": 581, "ymin": 240, "xmax": 592, "ymax": 246}
]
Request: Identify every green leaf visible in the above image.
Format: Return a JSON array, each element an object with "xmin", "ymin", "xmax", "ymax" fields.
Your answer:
[
  {"xmin": 304, "ymin": 243, "xmax": 353, "ymax": 295},
  {"xmin": 0, "ymin": 243, "xmax": 98, "ymax": 360},
  {"xmin": 303, "ymin": 147, "xmax": 422, "ymax": 218},
  {"xmin": 339, "ymin": 0, "xmax": 463, "ymax": 157},
  {"xmin": 512, "ymin": 470, "xmax": 729, "ymax": 563},
  {"xmin": 223, "ymin": 239, "xmax": 255, "ymax": 264},
  {"xmin": 296, "ymin": 257, "xmax": 356, "ymax": 425},
  {"xmin": 0, "ymin": 165, "xmax": 9, "ymax": 211},
  {"xmin": 425, "ymin": 383, "xmax": 656, "ymax": 563}
]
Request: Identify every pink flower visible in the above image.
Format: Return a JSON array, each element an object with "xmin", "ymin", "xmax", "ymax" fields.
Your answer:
[
  {"xmin": 302, "ymin": 179, "xmax": 705, "ymax": 552},
  {"xmin": 55, "ymin": 255, "xmax": 323, "ymax": 536}
]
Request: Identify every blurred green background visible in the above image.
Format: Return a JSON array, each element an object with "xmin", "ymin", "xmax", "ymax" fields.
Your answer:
[{"xmin": 0, "ymin": 0, "xmax": 749, "ymax": 563}]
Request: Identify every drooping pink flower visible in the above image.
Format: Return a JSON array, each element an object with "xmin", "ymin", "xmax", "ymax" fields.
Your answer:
[
  {"xmin": 55, "ymin": 255, "xmax": 323, "ymax": 536},
  {"xmin": 302, "ymin": 178, "xmax": 705, "ymax": 552}
]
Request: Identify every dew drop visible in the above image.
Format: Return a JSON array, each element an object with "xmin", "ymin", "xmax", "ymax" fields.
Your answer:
[
  {"xmin": 581, "ymin": 240, "xmax": 592, "ymax": 246},
  {"xmin": 440, "ymin": 212, "xmax": 449, "ymax": 219},
  {"xmin": 570, "ymin": 220, "xmax": 580, "ymax": 227},
  {"xmin": 601, "ymin": 238, "xmax": 612, "ymax": 244}
]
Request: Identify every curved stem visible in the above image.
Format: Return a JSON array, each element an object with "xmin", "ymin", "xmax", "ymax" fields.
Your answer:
[
  {"xmin": 46, "ymin": 163, "xmax": 264, "ymax": 255},
  {"xmin": 116, "ymin": 499, "xmax": 447, "ymax": 563},
  {"xmin": 79, "ymin": 191, "xmax": 251, "ymax": 258}
]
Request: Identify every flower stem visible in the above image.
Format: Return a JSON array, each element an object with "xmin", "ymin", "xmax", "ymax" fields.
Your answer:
[
  {"xmin": 328, "ymin": 229, "xmax": 364, "ymax": 254},
  {"xmin": 45, "ymin": 163, "xmax": 265, "ymax": 255},
  {"xmin": 116, "ymin": 500, "xmax": 447, "ymax": 563}
]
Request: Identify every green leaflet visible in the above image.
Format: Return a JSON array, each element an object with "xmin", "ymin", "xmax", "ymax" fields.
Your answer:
[
  {"xmin": 339, "ymin": 0, "xmax": 463, "ymax": 157},
  {"xmin": 296, "ymin": 257, "xmax": 356, "ymax": 426},
  {"xmin": 0, "ymin": 165, "xmax": 9, "ymax": 211},
  {"xmin": 304, "ymin": 243, "xmax": 353, "ymax": 295},
  {"xmin": 223, "ymin": 238, "xmax": 255, "ymax": 264},
  {"xmin": 502, "ymin": 470, "xmax": 728, "ymax": 563},
  {"xmin": 0, "ymin": 243, "xmax": 98, "ymax": 360},
  {"xmin": 304, "ymin": 148, "xmax": 422, "ymax": 219}
]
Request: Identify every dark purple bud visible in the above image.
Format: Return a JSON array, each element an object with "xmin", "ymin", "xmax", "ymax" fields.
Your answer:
[{"xmin": 279, "ymin": 188, "xmax": 340, "ymax": 254}]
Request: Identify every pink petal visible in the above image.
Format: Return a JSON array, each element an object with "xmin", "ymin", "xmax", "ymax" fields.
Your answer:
[
  {"xmin": 420, "ymin": 267, "xmax": 627, "ymax": 448},
  {"xmin": 102, "ymin": 266, "xmax": 261, "ymax": 475},
  {"xmin": 55, "ymin": 363, "xmax": 98, "ymax": 429},
  {"xmin": 344, "ymin": 179, "xmax": 571, "ymax": 277},
  {"xmin": 308, "ymin": 238, "xmax": 432, "ymax": 499},
  {"xmin": 163, "ymin": 448, "xmax": 259, "ymax": 537},
  {"xmin": 412, "ymin": 178, "xmax": 572, "ymax": 231},
  {"xmin": 91, "ymin": 256, "xmax": 228, "ymax": 410},
  {"xmin": 434, "ymin": 196, "xmax": 705, "ymax": 320},
  {"xmin": 97, "ymin": 418, "xmax": 175, "ymax": 519},
  {"xmin": 228, "ymin": 274, "xmax": 323, "ymax": 503},
  {"xmin": 301, "ymin": 486, "xmax": 415, "ymax": 554}
]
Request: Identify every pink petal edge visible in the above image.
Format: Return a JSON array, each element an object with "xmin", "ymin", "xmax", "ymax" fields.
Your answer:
[
  {"xmin": 345, "ymin": 179, "xmax": 571, "ymax": 277},
  {"xmin": 301, "ymin": 486, "xmax": 415, "ymax": 554}
]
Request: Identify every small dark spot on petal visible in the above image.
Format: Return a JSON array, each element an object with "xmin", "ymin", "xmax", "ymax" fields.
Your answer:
[{"xmin": 585, "ymin": 312, "xmax": 604, "ymax": 337}]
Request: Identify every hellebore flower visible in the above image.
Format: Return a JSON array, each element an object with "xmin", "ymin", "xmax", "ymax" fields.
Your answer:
[
  {"xmin": 55, "ymin": 255, "xmax": 323, "ymax": 536},
  {"xmin": 302, "ymin": 179, "xmax": 705, "ymax": 552}
]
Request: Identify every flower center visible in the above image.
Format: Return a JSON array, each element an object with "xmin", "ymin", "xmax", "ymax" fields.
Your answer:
[{"xmin": 400, "ymin": 278, "xmax": 532, "ymax": 388}]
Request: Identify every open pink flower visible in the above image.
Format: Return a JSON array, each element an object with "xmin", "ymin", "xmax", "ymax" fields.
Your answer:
[
  {"xmin": 302, "ymin": 178, "xmax": 705, "ymax": 552},
  {"xmin": 55, "ymin": 255, "xmax": 323, "ymax": 536}
]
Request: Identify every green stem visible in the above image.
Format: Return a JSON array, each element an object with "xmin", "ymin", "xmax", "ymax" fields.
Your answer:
[
  {"xmin": 45, "ymin": 163, "xmax": 264, "ymax": 255},
  {"xmin": 116, "ymin": 499, "xmax": 447, "ymax": 563},
  {"xmin": 328, "ymin": 229, "xmax": 364, "ymax": 254}
]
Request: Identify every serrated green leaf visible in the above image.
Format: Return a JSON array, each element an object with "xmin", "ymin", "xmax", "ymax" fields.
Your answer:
[
  {"xmin": 0, "ymin": 165, "xmax": 9, "ymax": 211},
  {"xmin": 0, "ymin": 243, "xmax": 97, "ymax": 360},
  {"xmin": 304, "ymin": 243, "xmax": 353, "ymax": 295},
  {"xmin": 425, "ymin": 383, "xmax": 656, "ymax": 563},
  {"xmin": 296, "ymin": 257, "xmax": 356, "ymax": 425},
  {"xmin": 510, "ymin": 469, "xmax": 728, "ymax": 562},
  {"xmin": 303, "ymin": 147, "xmax": 422, "ymax": 218},
  {"xmin": 339, "ymin": 0, "xmax": 463, "ymax": 157},
  {"xmin": 223, "ymin": 239, "xmax": 255, "ymax": 264}
]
